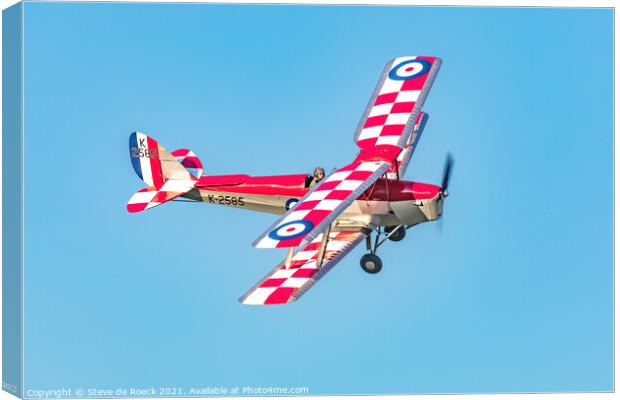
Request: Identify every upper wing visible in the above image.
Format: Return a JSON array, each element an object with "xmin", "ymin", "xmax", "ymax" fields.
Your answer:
[
  {"xmin": 253, "ymin": 56, "xmax": 441, "ymax": 249},
  {"xmin": 253, "ymin": 160, "xmax": 390, "ymax": 249},
  {"xmin": 385, "ymin": 112, "xmax": 429, "ymax": 180},
  {"xmin": 241, "ymin": 228, "xmax": 369, "ymax": 305},
  {"xmin": 355, "ymin": 56, "xmax": 440, "ymax": 152}
]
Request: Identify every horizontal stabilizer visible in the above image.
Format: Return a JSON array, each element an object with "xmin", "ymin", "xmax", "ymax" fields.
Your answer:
[
  {"xmin": 171, "ymin": 148, "xmax": 204, "ymax": 179},
  {"xmin": 127, "ymin": 179, "xmax": 196, "ymax": 213}
]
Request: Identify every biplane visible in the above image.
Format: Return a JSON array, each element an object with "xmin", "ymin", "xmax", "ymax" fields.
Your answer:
[{"xmin": 127, "ymin": 56, "xmax": 452, "ymax": 305}]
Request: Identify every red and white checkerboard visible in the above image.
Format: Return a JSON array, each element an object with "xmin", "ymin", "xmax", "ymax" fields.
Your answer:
[
  {"xmin": 253, "ymin": 56, "xmax": 441, "ymax": 250},
  {"xmin": 385, "ymin": 112, "xmax": 429, "ymax": 180},
  {"xmin": 171, "ymin": 148, "xmax": 204, "ymax": 178},
  {"xmin": 355, "ymin": 56, "xmax": 440, "ymax": 153},
  {"xmin": 253, "ymin": 160, "xmax": 389, "ymax": 248},
  {"xmin": 127, "ymin": 179, "xmax": 196, "ymax": 213},
  {"xmin": 241, "ymin": 230, "xmax": 367, "ymax": 305}
]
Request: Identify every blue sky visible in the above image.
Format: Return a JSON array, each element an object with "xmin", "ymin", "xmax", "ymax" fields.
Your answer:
[{"xmin": 21, "ymin": 3, "xmax": 612, "ymax": 395}]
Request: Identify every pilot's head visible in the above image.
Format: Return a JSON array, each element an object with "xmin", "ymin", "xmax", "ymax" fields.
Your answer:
[{"xmin": 313, "ymin": 167, "xmax": 325, "ymax": 180}]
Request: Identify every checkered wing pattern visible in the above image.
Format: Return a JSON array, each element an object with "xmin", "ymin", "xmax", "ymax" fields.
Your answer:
[
  {"xmin": 251, "ymin": 56, "xmax": 441, "ymax": 250},
  {"xmin": 385, "ymin": 112, "xmax": 429, "ymax": 180},
  {"xmin": 171, "ymin": 148, "xmax": 204, "ymax": 179},
  {"xmin": 355, "ymin": 56, "xmax": 441, "ymax": 154},
  {"xmin": 127, "ymin": 179, "xmax": 196, "ymax": 213},
  {"xmin": 253, "ymin": 161, "xmax": 390, "ymax": 249},
  {"xmin": 241, "ymin": 230, "xmax": 367, "ymax": 305}
]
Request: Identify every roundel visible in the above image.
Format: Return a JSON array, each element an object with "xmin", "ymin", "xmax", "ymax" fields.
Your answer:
[
  {"xmin": 388, "ymin": 59, "xmax": 431, "ymax": 81},
  {"xmin": 285, "ymin": 198, "xmax": 299, "ymax": 211},
  {"xmin": 268, "ymin": 220, "xmax": 314, "ymax": 241}
]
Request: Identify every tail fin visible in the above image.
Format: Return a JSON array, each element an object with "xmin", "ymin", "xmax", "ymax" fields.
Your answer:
[
  {"xmin": 127, "ymin": 132, "xmax": 196, "ymax": 213},
  {"xmin": 129, "ymin": 132, "xmax": 194, "ymax": 186}
]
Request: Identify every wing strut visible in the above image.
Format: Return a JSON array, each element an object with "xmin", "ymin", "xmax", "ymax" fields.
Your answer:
[
  {"xmin": 284, "ymin": 247, "xmax": 295, "ymax": 269},
  {"xmin": 316, "ymin": 224, "xmax": 332, "ymax": 268}
]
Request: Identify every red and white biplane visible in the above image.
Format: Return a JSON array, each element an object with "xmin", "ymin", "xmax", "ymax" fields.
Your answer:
[{"xmin": 127, "ymin": 56, "xmax": 452, "ymax": 305}]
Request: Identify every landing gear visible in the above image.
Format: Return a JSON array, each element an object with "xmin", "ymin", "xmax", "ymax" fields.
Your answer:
[
  {"xmin": 359, "ymin": 224, "xmax": 411, "ymax": 274},
  {"xmin": 384, "ymin": 225, "xmax": 406, "ymax": 242},
  {"xmin": 360, "ymin": 253, "xmax": 382, "ymax": 274}
]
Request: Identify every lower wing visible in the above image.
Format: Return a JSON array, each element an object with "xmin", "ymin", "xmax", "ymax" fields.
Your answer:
[
  {"xmin": 253, "ymin": 160, "xmax": 389, "ymax": 249},
  {"xmin": 240, "ymin": 227, "xmax": 370, "ymax": 305}
]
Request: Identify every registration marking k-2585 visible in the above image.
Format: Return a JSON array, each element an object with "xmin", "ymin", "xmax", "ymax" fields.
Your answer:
[{"xmin": 207, "ymin": 195, "xmax": 245, "ymax": 206}]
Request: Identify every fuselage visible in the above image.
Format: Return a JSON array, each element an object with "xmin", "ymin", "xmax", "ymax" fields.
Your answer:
[{"xmin": 183, "ymin": 173, "xmax": 443, "ymax": 228}]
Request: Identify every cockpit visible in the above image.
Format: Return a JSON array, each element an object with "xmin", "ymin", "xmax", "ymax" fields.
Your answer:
[{"xmin": 304, "ymin": 167, "xmax": 325, "ymax": 188}]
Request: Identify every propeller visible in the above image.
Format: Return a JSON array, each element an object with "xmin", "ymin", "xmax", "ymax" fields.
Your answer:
[
  {"xmin": 437, "ymin": 153, "xmax": 454, "ymax": 235},
  {"xmin": 440, "ymin": 153, "xmax": 454, "ymax": 197}
]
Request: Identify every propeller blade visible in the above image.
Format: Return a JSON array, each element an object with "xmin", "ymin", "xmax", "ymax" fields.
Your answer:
[
  {"xmin": 436, "ymin": 215, "xmax": 444, "ymax": 235},
  {"xmin": 441, "ymin": 153, "xmax": 454, "ymax": 192}
]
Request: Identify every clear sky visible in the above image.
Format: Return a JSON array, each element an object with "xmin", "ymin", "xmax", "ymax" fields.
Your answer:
[{"xmin": 21, "ymin": 2, "xmax": 613, "ymax": 396}]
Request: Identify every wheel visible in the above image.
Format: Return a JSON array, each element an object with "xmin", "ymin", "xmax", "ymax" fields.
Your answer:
[
  {"xmin": 360, "ymin": 253, "xmax": 383, "ymax": 274},
  {"xmin": 385, "ymin": 225, "xmax": 406, "ymax": 242}
]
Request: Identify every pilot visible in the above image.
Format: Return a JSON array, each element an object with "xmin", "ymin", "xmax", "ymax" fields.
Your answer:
[{"xmin": 305, "ymin": 167, "xmax": 325, "ymax": 188}]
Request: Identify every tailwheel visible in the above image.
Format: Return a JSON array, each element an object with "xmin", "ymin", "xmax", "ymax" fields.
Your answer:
[
  {"xmin": 360, "ymin": 253, "xmax": 383, "ymax": 274},
  {"xmin": 385, "ymin": 225, "xmax": 406, "ymax": 242}
]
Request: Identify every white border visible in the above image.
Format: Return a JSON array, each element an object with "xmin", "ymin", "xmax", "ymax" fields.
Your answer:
[{"xmin": 0, "ymin": 1, "xmax": 615, "ymax": 400}]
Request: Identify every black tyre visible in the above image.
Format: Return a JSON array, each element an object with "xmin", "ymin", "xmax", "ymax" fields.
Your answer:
[
  {"xmin": 360, "ymin": 253, "xmax": 383, "ymax": 274},
  {"xmin": 385, "ymin": 225, "xmax": 406, "ymax": 242}
]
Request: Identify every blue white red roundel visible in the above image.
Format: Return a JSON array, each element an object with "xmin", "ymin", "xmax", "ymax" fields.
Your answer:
[
  {"xmin": 389, "ymin": 59, "xmax": 431, "ymax": 81},
  {"xmin": 285, "ymin": 198, "xmax": 299, "ymax": 211},
  {"xmin": 269, "ymin": 220, "xmax": 314, "ymax": 241}
]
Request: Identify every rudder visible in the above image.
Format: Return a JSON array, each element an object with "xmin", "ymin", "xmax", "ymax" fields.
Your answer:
[{"xmin": 129, "ymin": 132, "xmax": 193, "ymax": 185}]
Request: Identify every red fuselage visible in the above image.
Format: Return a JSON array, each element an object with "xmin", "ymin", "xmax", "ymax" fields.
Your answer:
[
  {"xmin": 182, "ymin": 173, "xmax": 443, "ymax": 228},
  {"xmin": 194, "ymin": 173, "xmax": 441, "ymax": 201}
]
